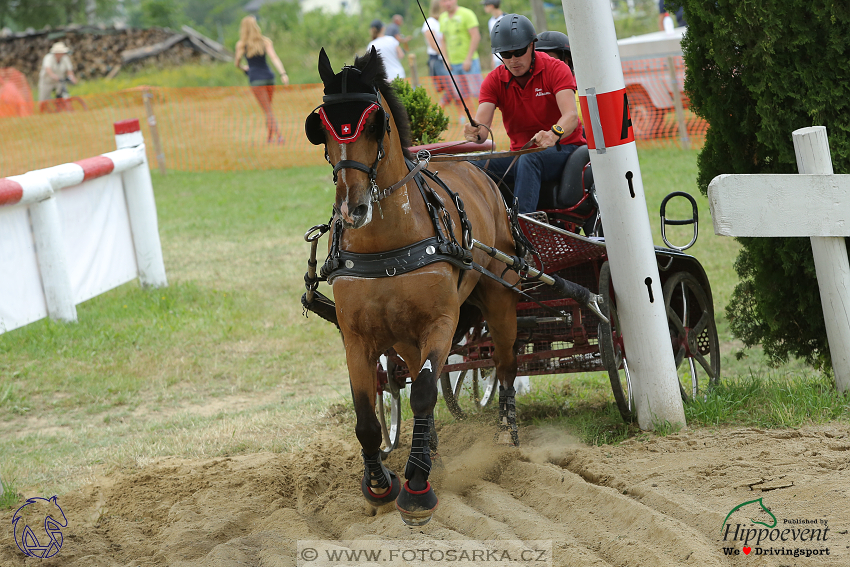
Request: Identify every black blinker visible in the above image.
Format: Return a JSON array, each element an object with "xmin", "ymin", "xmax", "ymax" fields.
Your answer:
[{"xmin": 305, "ymin": 112, "xmax": 325, "ymax": 145}]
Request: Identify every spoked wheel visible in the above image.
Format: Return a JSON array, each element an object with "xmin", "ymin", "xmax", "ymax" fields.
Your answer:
[
  {"xmin": 662, "ymin": 271, "xmax": 720, "ymax": 402},
  {"xmin": 597, "ymin": 261, "xmax": 635, "ymax": 422},
  {"xmin": 377, "ymin": 356, "xmax": 402, "ymax": 459},
  {"xmin": 440, "ymin": 367, "xmax": 497, "ymax": 420}
]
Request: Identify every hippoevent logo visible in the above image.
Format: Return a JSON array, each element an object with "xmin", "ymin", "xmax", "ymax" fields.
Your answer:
[
  {"xmin": 720, "ymin": 497, "xmax": 830, "ymax": 558},
  {"xmin": 12, "ymin": 496, "xmax": 68, "ymax": 559}
]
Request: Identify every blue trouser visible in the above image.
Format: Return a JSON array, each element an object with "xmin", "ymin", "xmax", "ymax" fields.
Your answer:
[
  {"xmin": 474, "ymin": 143, "xmax": 579, "ymax": 213},
  {"xmin": 448, "ymin": 59, "xmax": 482, "ymax": 99}
]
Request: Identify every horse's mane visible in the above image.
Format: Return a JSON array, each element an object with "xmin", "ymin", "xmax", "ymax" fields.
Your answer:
[{"xmin": 353, "ymin": 50, "xmax": 413, "ymax": 159}]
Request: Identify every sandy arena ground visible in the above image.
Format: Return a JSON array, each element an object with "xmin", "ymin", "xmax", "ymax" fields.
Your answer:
[{"xmin": 2, "ymin": 418, "xmax": 849, "ymax": 566}]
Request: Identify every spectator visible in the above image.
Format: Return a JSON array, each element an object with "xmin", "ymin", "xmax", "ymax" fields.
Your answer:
[
  {"xmin": 384, "ymin": 14, "xmax": 410, "ymax": 52},
  {"xmin": 38, "ymin": 42, "xmax": 77, "ymax": 102},
  {"xmin": 235, "ymin": 15, "xmax": 288, "ymax": 144},
  {"xmin": 482, "ymin": 0, "xmax": 504, "ymax": 71},
  {"xmin": 422, "ymin": 0, "xmax": 449, "ymax": 87},
  {"xmin": 439, "ymin": 0, "xmax": 482, "ymax": 117},
  {"xmin": 367, "ymin": 20, "xmax": 406, "ymax": 80}
]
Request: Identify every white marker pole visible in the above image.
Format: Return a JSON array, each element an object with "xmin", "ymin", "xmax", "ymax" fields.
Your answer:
[
  {"xmin": 114, "ymin": 119, "xmax": 168, "ymax": 289},
  {"xmin": 562, "ymin": 0, "xmax": 685, "ymax": 429},
  {"xmin": 792, "ymin": 127, "xmax": 850, "ymax": 393}
]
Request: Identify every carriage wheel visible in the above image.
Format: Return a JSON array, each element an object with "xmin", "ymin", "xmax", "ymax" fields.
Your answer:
[
  {"xmin": 662, "ymin": 272, "xmax": 720, "ymax": 402},
  {"xmin": 439, "ymin": 368, "xmax": 497, "ymax": 420},
  {"xmin": 378, "ymin": 357, "xmax": 402, "ymax": 459},
  {"xmin": 597, "ymin": 261, "xmax": 635, "ymax": 422}
]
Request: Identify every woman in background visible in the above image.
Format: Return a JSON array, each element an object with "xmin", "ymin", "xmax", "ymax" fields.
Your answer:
[{"xmin": 235, "ymin": 16, "xmax": 288, "ymax": 144}]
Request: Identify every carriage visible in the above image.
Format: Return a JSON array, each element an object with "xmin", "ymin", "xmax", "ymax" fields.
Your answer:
[
  {"xmin": 306, "ymin": 136, "xmax": 720, "ymax": 458},
  {"xmin": 366, "ymin": 142, "xmax": 720, "ymax": 456},
  {"xmin": 301, "ymin": 47, "xmax": 718, "ymax": 525}
]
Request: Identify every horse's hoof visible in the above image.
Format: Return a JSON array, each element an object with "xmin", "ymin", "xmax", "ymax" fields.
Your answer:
[
  {"xmin": 494, "ymin": 429, "xmax": 519, "ymax": 447},
  {"xmin": 361, "ymin": 468, "xmax": 401, "ymax": 505},
  {"xmin": 396, "ymin": 481, "xmax": 438, "ymax": 526}
]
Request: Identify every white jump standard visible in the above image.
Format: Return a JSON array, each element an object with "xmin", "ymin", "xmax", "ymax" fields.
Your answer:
[
  {"xmin": 708, "ymin": 126, "xmax": 850, "ymax": 393},
  {"xmin": 0, "ymin": 119, "xmax": 167, "ymax": 334}
]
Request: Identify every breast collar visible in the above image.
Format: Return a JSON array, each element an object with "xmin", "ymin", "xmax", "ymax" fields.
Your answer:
[{"xmin": 321, "ymin": 159, "xmax": 474, "ymax": 284}]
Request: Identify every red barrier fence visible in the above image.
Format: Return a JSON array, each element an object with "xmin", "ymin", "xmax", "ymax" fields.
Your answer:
[{"xmin": 0, "ymin": 59, "xmax": 706, "ymax": 177}]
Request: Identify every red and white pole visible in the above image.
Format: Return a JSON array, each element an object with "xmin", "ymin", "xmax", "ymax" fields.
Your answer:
[
  {"xmin": 561, "ymin": 0, "xmax": 686, "ymax": 429},
  {"xmin": 114, "ymin": 119, "xmax": 168, "ymax": 288}
]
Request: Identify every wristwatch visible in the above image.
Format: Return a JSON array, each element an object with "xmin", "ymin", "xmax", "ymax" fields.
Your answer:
[{"xmin": 551, "ymin": 124, "xmax": 565, "ymax": 139}]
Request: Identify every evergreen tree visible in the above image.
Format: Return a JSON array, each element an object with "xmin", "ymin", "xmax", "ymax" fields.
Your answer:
[{"xmin": 678, "ymin": 0, "xmax": 850, "ymax": 370}]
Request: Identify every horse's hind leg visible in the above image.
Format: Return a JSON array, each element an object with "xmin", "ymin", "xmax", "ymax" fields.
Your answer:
[
  {"xmin": 477, "ymin": 279, "xmax": 520, "ymax": 446},
  {"xmin": 346, "ymin": 344, "xmax": 401, "ymax": 507}
]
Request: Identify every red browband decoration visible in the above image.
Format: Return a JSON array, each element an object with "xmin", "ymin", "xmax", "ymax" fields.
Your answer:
[{"xmin": 319, "ymin": 103, "xmax": 379, "ymax": 144}]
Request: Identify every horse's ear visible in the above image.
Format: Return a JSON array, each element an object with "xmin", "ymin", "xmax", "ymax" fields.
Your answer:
[
  {"xmin": 360, "ymin": 46, "xmax": 381, "ymax": 85},
  {"xmin": 318, "ymin": 48, "xmax": 335, "ymax": 85}
]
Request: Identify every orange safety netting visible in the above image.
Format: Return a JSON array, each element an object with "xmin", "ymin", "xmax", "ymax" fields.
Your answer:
[
  {"xmin": 0, "ymin": 58, "xmax": 706, "ymax": 177},
  {"xmin": 0, "ymin": 68, "xmax": 34, "ymax": 119}
]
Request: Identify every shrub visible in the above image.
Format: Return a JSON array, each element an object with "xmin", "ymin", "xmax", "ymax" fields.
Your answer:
[
  {"xmin": 678, "ymin": 1, "xmax": 850, "ymax": 370},
  {"xmin": 391, "ymin": 78, "xmax": 449, "ymax": 145}
]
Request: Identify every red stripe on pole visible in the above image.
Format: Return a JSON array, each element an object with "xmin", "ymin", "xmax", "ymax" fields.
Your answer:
[
  {"xmin": 0, "ymin": 178, "xmax": 24, "ymax": 206},
  {"xmin": 114, "ymin": 119, "xmax": 141, "ymax": 135},
  {"xmin": 75, "ymin": 156, "xmax": 115, "ymax": 181},
  {"xmin": 580, "ymin": 88, "xmax": 635, "ymax": 150}
]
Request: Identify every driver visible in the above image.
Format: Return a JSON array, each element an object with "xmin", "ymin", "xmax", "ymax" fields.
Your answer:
[{"xmin": 463, "ymin": 15, "xmax": 585, "ymax": 213}]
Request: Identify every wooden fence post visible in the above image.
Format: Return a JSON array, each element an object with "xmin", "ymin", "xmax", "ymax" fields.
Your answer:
[
  {"xmin": 408, "ymin": 53, "xmax": 419, "ymax": 88},
  {"xmin": 143, "ymin": 89, "xmax": 167, "ymax": 175},
  {"xmin": 667, "ymin": 55, "xmax": 690, "ymax": 149}
]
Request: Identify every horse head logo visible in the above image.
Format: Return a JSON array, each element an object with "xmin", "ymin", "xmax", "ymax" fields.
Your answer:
[
  {"xmin": 12, "ymin": 496, "xmax": 68, "ymax": 558},
  {"xmin": 721, "ymin": 497, "xmax": 777, "ymax": 534}
]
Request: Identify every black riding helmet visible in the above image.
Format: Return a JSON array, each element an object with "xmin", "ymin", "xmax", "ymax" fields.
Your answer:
[
  {"xmin": 535, "ymin": 30, "xmax": 574, "ymax": 71},
  {"xmin": 535, "ymin": 31, "xmax": 569, "ymax": 54},
  {"xmin": 490, "ymin": 14, "xmax": 536, "ymax": 54}
]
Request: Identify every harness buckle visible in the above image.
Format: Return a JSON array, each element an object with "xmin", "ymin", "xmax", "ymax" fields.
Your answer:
[
  {"xmin": 370, "ymin": 179, "xmax": 384, "ymax": 219},
  {"xmin": 304, "ymin": 223, "xmax": 330, "ymax": 242}
]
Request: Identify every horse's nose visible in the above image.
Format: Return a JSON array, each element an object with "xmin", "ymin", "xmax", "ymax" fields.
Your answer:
[
  {"xmin": 340, "ymin": 201, "xmax": 370, "ymax": 227},
  {"xmin": 351, "ymin": 204, "xmax": 369, "ymax": 222}
]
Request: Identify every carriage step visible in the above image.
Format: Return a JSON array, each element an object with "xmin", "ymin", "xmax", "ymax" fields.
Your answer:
[{"xmin": 516, "ymin": 315, "xmax": 571, "ymax": 329}]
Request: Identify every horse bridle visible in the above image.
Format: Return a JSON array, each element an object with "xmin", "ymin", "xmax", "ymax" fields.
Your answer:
[{"xmin": 305, "ymin": 67, "xmax": 392, "ymax": 198}]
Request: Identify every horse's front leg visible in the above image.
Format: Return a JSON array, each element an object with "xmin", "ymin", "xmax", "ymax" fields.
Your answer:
[
  {"xmin": 346, "ymin": 344, "xmax": 401, "ymax": 506},
  {"xmin": 394, "ymin": 324, "xmax": 452, "ymax": 526}
]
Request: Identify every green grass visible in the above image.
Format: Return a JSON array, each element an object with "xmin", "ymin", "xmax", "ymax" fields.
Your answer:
[
  {"xmin": 0, "ymin": 476, "xmax": 19, "ymax": 509},
  {"xmin": 0, "ymin": 147, "xmax": 846, "ymax": 504},
  {"xmin": 70, "ymin": 62, "xmax": 246, "ymax": 97}
]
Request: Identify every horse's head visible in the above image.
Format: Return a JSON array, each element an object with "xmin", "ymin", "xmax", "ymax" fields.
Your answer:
[{"xmin": 305, "ymin": 47, "xmax": 411, "ymax": 229}]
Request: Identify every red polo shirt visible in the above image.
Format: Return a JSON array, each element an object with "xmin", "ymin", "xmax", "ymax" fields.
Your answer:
[{"xmin": 479, "ymin": 51, "xmax": 586, "ymax": 151}]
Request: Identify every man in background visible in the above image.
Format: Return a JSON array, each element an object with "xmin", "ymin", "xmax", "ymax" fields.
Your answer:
[
  {"xmin": 38, "ymin": 41, "xmax": 77, "ymax": 101},
  {"xmin": 384, "ymin": 14, "xmax": 410, "ymax": 51},
  {"xmin": 439, "ymin": 0, "xmax": 481, "ymax": 119},
  {"xmin": 482, "ymin": 0, "xmax": 503, "ymax": 71}
]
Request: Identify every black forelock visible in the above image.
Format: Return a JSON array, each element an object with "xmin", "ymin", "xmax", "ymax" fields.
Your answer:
[{"xmin": 352, "ymin": 50, "xmax": 413, "ymax": 159}]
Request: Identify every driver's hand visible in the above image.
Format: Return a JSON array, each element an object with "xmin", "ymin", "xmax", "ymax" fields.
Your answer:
[
  {"xmin": 464, "ymin": 123, "xmax": 483, "ymax": 142},
  {"xmin": 533, "ymin": 130, "xmax": 558, "ymax": 149}
]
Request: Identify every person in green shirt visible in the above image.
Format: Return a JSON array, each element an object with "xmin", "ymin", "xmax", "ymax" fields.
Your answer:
[{"xmin": 438, "ymin": 0, "xmax": 482, "ymax": 113}]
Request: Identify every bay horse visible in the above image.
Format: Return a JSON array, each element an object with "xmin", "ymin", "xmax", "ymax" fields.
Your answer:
[{"xmin": 304, "ymin": 47, "xmax": 521, "ymax": 525}]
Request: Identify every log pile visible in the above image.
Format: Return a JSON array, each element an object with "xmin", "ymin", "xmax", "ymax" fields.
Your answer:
[{"xmin": 0, "ymin": 25, "xmax": 232, "ymax": 84}]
